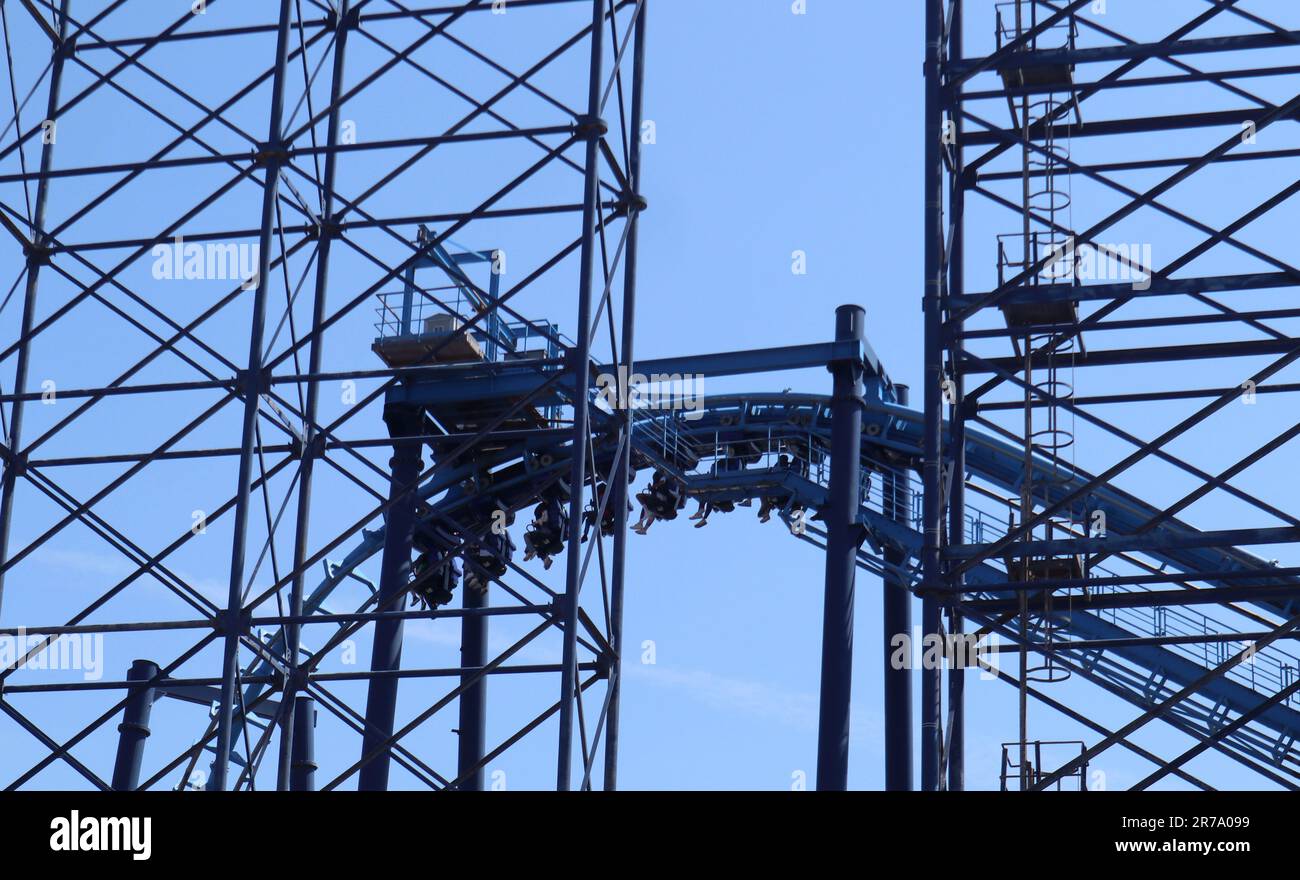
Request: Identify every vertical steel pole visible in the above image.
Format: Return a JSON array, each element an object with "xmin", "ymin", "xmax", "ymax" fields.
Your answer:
[
  {"xmin": 290, "ymin": 694, "xmax": 317, "ymax": 791},
  {"xmin": 945, "ymin": 0, "xmax": 966, "ymax": 793},
  {"xmin": 1017, "ymin": 0, "xmax": 1033, "ymax": 790},
  {"xmin": 0, "ymin": 0, "xmax": 70, "ymax": 621},
  {"xmin": 922, "ymin": 578, "xmax": 943, "ymax": 788},
  {"xmin": 358, "ymin": 415, "xmax": 423, "ymax": 791},
  {"xmin": 921, "ymin": 0, "xmax": 946, "ymax": 792},
  {"xmin": 276, "ymin": 0, "xmax": 352, "ymax": 791},
  {"xmin": 457, "ymin": 580, "xmax": 488, "ymax": 791},
  {"xmin": 883, "ymin": 385, "xmax": 912, "ymax": 791},
  {"xmin": 556, "ymin": 0, "xmax": 607, "ymax": 791},
  {"xmin": 211, "ymin": 0, "xmax": 294, "ymax": 792},
  {"xmin": 111, "ymin": 659, "xmax": 159, "ymax": 791},
  {"xmin": 602, "ymin": 0, "xmax": 648, "ymax": 792},
  {"xmin": 1019, "ymin": 341, "xmax": 1033, "ymax": 791},
  {"xmin": 815, "ymin": 304, "xmax": 865, "ymax": 791}
]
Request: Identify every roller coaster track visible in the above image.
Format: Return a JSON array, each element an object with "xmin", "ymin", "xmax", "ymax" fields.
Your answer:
[{"xmin": 216, "ymin": 377, "xmax": 1300, "ymax": 790}]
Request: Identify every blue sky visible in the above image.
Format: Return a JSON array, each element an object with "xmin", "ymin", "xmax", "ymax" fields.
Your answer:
[{"xmin": 3, "ymin": 0, "xmax": 1300, "ymax": 790}]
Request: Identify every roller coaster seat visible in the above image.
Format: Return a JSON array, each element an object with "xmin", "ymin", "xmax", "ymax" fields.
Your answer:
[
  {"xmin": 639, "ymin": 478, "xmax": 683, "ymax": 520},
  {"xmin": 411, "ymin": 550, "xmax": 462, "ymax": 609},
  {"xmin": 525, "ymin": 513, "xmax": 568, "ymax": 557}
]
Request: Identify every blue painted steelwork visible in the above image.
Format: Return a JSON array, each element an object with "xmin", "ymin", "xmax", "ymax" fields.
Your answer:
[
  {"xmin": 884, "ymin": 386, "xmax": 914, "ymax": 790},
  {"xmin": 921, "ymin": 0, "xmax": 1300, "ymax": 791},
  {"xmin": 457, "ymin": 576, "xmax": 488, "ymax": 791},
  {"xmin": 275, "ymin": 0, "xmax": 354, "ymax": 792},
  {"xmin": 290, "ymin": 695, "xmax": 317, "ymax": 792},
  {"xmin": 816, "ymin": 306, "xmax": 866, "ymax": 791},
  {"xmin": 944, "ymin": 0, "xmax": 968, "ymax": 793},
  {"xmin": 0, "ymin": 0, "xmax": 654, "ymax": 794},
  {"xmin": 10, "ymin": 0, "xmax": 1300, "ymax": 794},
  {"xmin": 358, "ymin": 418, "xmax": 424, "ymax": 791},
  {"xmin": 604, "ymin": 0, "xmax": 650, "ymax": 790},
  {"xmin": 0, "ymin": 0, "xmax": 69, "ymax": 624},
  {"xmin": 211, "ymin": 0, "xmax": 296, "ymax": 793},
  {"xmin": 111, "ymin": 659, "xmax": 160, "ymax": 792},
  {"xmin": 225, "ymin": 379, "xmax": 1300, "ymax": 789},
  {"xmin": 921, "ymin": 0, "xmax": 948, "ymax": 792},
  {"xmin": 377, "ymin": 232, "xmax": 562, "ymax": 370}
]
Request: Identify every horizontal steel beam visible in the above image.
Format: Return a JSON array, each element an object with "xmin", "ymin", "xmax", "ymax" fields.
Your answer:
[
  {"xmin": 947, "ymin": 271, "xmax": 1299, "ymax": 311},
  {"xmin": 948, "ymin": 31, "xmax": 1300, "ymax": 77},
  {"xmin": 946, "ymin": 526, "xmax": 1300, "ymax": 561},
  {"xmin": 962, "ymin": 63, "xmax": 1300, "ymax": 102},
  {"xmin": 964, "ymin": 584, "xmax": 1300, "ymax": 614},
  {"xmin": 981, "ymin": 630, "xmax": 1300, "ymax": 652},
  {"xmin": 968, "ymin": 337, "xmax": 1300, "ymax": 373},
  {"xmin": 964, "ymin": 107, "xmax": 1294, "ymax": 145},
  {"xmin": 387, "ymin": 340, "xmax": 872, "ymax": 406}
]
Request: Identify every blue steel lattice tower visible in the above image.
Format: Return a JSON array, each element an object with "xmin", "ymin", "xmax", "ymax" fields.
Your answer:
[
  {"xmin": 922, "ymin": 0, "xmax": 1300, "ymax": 791},
  {"xmin": 0, "ymin": 0, "xmax": 647, "ymax": 792}
]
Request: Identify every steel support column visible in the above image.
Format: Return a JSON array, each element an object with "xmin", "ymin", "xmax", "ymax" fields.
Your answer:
[
  {"xmin": 602, "ymin": 0, "xmax": 648, "ymax": 793},
  {"xmin": 883, "ymin": 385, "xmax": 912, "ymax": 791},
  {"xmin": 555, "ymin": 0, "xmax": 607, "ymax": 791},
  {"xmin": 290, "ymin": 694, "xmax": 317, "ymax": 792},
  {"xmin": 210, "ymin": 0, "xmax": 295, "ymax": 792},
  {"xmin": 456, "ymin": 581, "xmax": 488, "ymax": 791},
  {"xmin": 0, "ymin": 0, "xmax": 70, "ymax": 621},
  {"xmin": 816, "ymin": 304, "xmax": 866, "ymax": 791},
  {"xmin": 276, "ymin": 0, "xmax": 352, "ymax": 792},
  {"xmin": 358, "ymin": 411, "xmax": 424, "ymax": 791},
  {"xmin": 111, "ymin": 659, "xmax": 159, "ymax": 791},
  {"xmin": 945, "ymin": 0, "xmax": 966, "ymax": 794},
  {"xmin": 920, "ymin": 0, "xmax": 946, "ymax": 792}
]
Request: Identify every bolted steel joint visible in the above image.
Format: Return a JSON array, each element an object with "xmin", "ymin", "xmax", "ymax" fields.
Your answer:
[
  {"xmin": 0, "ymin": 447, "xmax": 28, "ymax": 478},
  {"xmin": 251, "ymin": 140, "xmax": 290, "ymax": 168},
  {"xmin": 620, "ymin": 191, "xmax": 648, "ymax": 215},
  {"xmin": 235, "ymin": 367, "xmax": 272, "ymax": 398},
  {"xmin": 23, "ymin": 240, "xmax": 52, "ymax": 266},
  {"xmin": 309, "ymin": 218, "xmax": 343, "ymax": 241},
  {"xmin": 574, "ymin": 114, "xmax": 608, "ymax": 141},
  {"xmin": 212, "ymin": 608, "xmax": 253, "ymax": 638}
]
